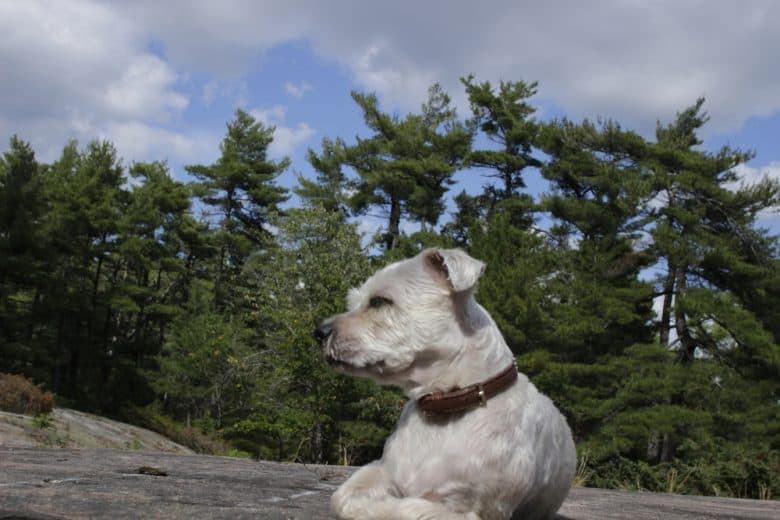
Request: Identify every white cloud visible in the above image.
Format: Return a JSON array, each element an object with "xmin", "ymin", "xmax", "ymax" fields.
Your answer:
[
  {"xmin": 104, "ymin": 54, "xmax": 188, "ymax": 121},
  {"xmin": 355, "ymin": 216, "xmax": 384, "ymax": 247},
  {"xmin": 268, "ymin": 122, "xmax": 315, "ymax": 158},
  {"xmin": 732, "ymin": 162, "xmax": 780, "ymax": 186},
  {"xmin": 251, "ymin": 105, "xmax": 287, "ymax": 126},
  {"xmin": 729, "ymin": 162, "xmax": 780, "ymax": 223},
  {"xmin": 285, "ymin": 81, "xmax": 313, "ymax": 99},
  {"xmin": 0, "ymin": 0, "xmax": 189, "ymax": 164},
  {"xmin": 5, "ymin": 1, "xmax": 780, "ymax": 168},
  {"xmin": 249, "ymin": 106, "xmax": 315, "ymax": 158},
  {"xmin": 110, "ymin": 1, "xmax": 780, "ymax": 134},
  {"xmin": 103, "ymin": 121, "xmax": 204, "ymax": 168}
]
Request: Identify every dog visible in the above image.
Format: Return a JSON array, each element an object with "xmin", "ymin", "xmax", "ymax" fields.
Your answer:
[{"xmin": 315, "ymin": 248, "xmax": 576, "ymax": 519}]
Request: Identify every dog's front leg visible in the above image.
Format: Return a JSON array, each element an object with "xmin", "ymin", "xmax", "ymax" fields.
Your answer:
[
  {"xmin": 332, "ymin": 461, "xmax": 479, "ymax": 520},
  {"xmin": 332, "ymin": 461, "xmax": 393, "ymax": 519}
]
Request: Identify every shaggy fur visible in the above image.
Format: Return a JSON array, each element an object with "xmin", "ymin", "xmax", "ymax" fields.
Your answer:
[{"xmin": 315, "ymin": 248, "xmax": 576, "ymax": 519}]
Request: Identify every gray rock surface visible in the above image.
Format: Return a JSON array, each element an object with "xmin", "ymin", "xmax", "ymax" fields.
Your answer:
[
  {"xmin": 1, "ymin": 447, "xmax": 778, "ymax": 519},
  {"xmin": 0, "ymin": 408, "xmax": 192, "ymax": 453}
]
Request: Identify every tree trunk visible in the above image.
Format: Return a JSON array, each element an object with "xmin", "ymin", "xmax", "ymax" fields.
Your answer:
[
  {"xmin": 674, "ymin": 270, "xmax": 697, "ymax": 363},
  {"xmin": 660, "ymin": 432, "xmax": 674, "ymax": 462},
  {"xmin": 91, "ymin": 235, "xmax": 106, "ymax": 310},
  {"xmin": 215, "ymin": 189, "xmax": 236, "ymax": 308},
  {"xmin": 503, "ymin": 169, "xmax": 513, "ymax": 199},
  {"xmin": 659, "ymin": 261, "xmax": 676, "ymax": 347},
  {"xmin": 646, "ymin": 430, "xmax": 660, "ymax": 461},
  {"xmin": 387, "ymin": 195, "xmax": 402, "ymax": 250},
  {"xmin": 214, "ymin": 244, "xmax": 226, "ymax": 308}
]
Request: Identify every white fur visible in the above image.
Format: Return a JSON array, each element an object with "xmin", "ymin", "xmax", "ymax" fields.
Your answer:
[{"xmin": 318, "ymin": 248, "xmax": 576, "ymax": 520}]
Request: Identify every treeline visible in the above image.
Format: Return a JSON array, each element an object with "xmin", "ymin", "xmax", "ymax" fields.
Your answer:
[{"xmin": 1, "ymin": 77, "xmax": 778, "ymax": 498}]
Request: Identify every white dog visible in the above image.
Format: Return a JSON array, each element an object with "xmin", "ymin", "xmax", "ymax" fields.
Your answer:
[{"xmin": 315, "ymin": 248, "xmax": 576, "ymax": 520}]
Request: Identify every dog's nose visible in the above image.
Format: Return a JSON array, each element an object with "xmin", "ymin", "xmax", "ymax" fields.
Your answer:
[{"xmin": 314, "ymin": 322, "xmax": 333, "ymax": 342}]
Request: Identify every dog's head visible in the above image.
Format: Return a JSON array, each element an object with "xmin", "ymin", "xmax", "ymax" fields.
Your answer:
[{"xmin": 314, "ymin": 248, "xmax": 486, "ymax": 385}]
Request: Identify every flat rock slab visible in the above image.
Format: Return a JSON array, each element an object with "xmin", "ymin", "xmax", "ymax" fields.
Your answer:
[
  {"xmin": 0, "ymin": 409, "xmax": 192, "ymax": 453},
  {"xmin": 0, "ymin": 447, "xmax": 777, "ymax": 519}
]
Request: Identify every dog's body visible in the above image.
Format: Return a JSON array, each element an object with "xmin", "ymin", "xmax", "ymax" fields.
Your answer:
[{"xmin": 316, "ymin": 249, "xmax": 575, "ymax": 519}]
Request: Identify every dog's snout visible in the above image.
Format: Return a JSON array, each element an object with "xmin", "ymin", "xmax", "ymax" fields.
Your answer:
[{"xmin": 314, "ymin": 322, "xmax": 334, "ymax": 342}]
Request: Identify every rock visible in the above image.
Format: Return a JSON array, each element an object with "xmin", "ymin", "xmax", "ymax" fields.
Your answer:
[
  {"xmin": 0, "ymin": 447, "xmax": 777, "ymax": 519},
  {"xmin": 0, "ymin": 408, "xmax": 192, "ymax": 453}
]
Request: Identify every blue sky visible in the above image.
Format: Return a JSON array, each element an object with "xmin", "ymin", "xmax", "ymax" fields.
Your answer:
[{"xmin": 2, "ymin": 0, "xmax": 779, "ymax": 236}]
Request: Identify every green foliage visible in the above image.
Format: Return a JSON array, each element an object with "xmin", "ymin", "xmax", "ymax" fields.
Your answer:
[
  {"xmin": 122, "ymin": 403, "xmax": 231, "ymax": 455},
  {"xmin": 1, "ymin": 88, "xmax": 778, "ymax": 498},
  {"xmin": 0, "ymin": 138, "xmax": 198, "ymax": 413},
  {"xmin": 186, "ymin": 108, "xmax": 289, "ymax": 308},
  {"xmin": 462, "ymin": 75, "xmax": 541, "ymax": 218},
  {"xmin": 583, "ymin": 450, "xmax": 779, "ymax": 499},
  {"xmin": 32, "ymin": 412, "xmax": 54, "ymax": 430},
  {"xmin": 296, "ymin": 137, "xmax": 354, "ymax": 216},
  {"xmin": 648, "ymin": 99, "xmax": 779, "ymax": 363},
  {"xmin": 232, "ymin": 207, "xmax": 403, "ymax": 462},
  {"xmin": 471, "ymin": 212, "xmax": 553, "ymax": 351},
  {"xmin": 152, "ymin": 280, "xmax": 256, "ymax": 429},
  {"xmin": 344, "ymin": 84, "xmax": 472, "ymax": 249}
]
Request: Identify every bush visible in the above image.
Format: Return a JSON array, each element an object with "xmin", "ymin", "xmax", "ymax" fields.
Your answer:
[
  {"xmin": 120, "ymin": 404, "xmax": 231, "ymax": 455},
  {"xmin": 584, "ymin": 452, "xmax": 779, "ymax": 499},
  {"xmin": 0, "ymin": 373, "xmax": 55, "ymax": 415}
]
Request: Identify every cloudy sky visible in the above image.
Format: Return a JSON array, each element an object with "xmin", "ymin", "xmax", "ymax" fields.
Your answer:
[{"xmin": 2, "ymin": 0, "xmax": 779, "ymax": 228}]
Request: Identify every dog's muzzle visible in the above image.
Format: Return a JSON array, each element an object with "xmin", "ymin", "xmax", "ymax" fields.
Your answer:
[
  {"xmin": 313, "ymin": 321, "xmax": 333, "ymax": 343},
  {"xmin": 314, "ymin": 320, "xmax": 342, "ymax": 367}
]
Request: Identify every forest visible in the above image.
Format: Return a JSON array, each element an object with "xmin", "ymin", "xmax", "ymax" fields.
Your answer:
[{"xmin": 0, "ymin": 77, "xmax": 778, "ymax": 499}]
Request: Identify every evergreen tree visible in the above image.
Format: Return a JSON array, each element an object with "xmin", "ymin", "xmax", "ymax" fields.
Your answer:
[
  {"xmin": 470, "ymin": 211, "xmax": 553, "ymax": 352},
  {"xmin": 186, "ymin": 109, "xmax": 289, "ymax": 308},
  {"xmin": 0, "ymin": 136, "xmax": 48, "ymax": 379},
  {"xmin": 538, "ymin": 117, "xmax": 656, "ymax": 360},
  {"xmin": 345, "ymin": 84, "xmax": 472, "ymax": 249},
  {"xmin": 232, "ymin": 207, "xmax": 401, "ymax": 462},
  {"xmin": 649, "ymin": 99, "xmax": 780, "ymax": 373},
  {"xmin": 104, "ymin": 161, "xmax": 198, "ymax": 409},
  {"xmin": 295, "ymin": 137, "xmax": 354, "ymax": 216},
  {"xmin": 510, "ymin": 118, "xmax": 658, "ymax": 447},
  {"xmin": 440, "ymin": 190, "xmax": 490, "ymax": 247},
  {"xmin": 153, "ymin": 279, "xmax": 255, "ymax": 430},
  {"xmin": 462, "ymin": 75, "xmax": 541, "ymax": 227},
  {"xmin": 41, "ymin": 140, "xmax": 127, "ymax": 402}
]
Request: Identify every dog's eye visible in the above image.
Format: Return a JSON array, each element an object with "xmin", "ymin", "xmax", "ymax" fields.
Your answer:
[{"xmin": 369, "ymin": 296, "xmax": 393, "ymax": 309}]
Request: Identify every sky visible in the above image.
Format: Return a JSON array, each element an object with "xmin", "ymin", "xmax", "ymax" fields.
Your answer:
[{"xmin": 2, "ymin": 0, "xmax": 780, "ymax": 235}]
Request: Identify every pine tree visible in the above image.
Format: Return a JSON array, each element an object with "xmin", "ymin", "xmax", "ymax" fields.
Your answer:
[
  {"xmin": 649, "ymin": 99, "xmax": 780, "ymax": 373},
  {"xmin": 186, "ymin": 109, "xmax": 289, "ymax": 308},
  {"xmin": 0, "ymin": 136, "xmax": 48, "ymax": 379},
  {"xmin": 153, "ymin": 279, "xmax": 255, "ymax": 430},
  {"xmin": 295, "ymin": 137, "xmax": 354, "ymax": 216},
  {"xmin": 440, "ymin": 190, "xmax": 489, "ymax": 247},
  {"xmin": 345, "ymin": 84, "xmax": 471, "ymax": 249},
  {"xmin": 102, "ymin": 161, "xmax": 198, "ymax": 409},
  {"xmin": 232, "ymin": 207, "xmax": 401, "ymax": 462},
  {"xmin": 537, "ymin": 117, "xmax": 657, "ymax": 360},
  {"xmin": 479, "ymin": 118, "xmax": 655, "ymax": 447},
  {"xmin": 462, "ymin": 75, "xmax": 541, "ymax": 226},
  {"xmin": 470, "ymin": 212, "xmax": 553, "ymax": 352},
  {"xmin": 42, "ymin": 140, "xmax": 127, "ymax": 403}
]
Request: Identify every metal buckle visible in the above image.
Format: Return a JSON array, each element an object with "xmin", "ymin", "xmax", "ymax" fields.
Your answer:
[{"xmin": 478, "ymin": 384, "xmax": 487, "ymax": 406}]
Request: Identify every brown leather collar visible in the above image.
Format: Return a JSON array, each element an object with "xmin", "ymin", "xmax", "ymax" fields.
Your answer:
[{"xmin": 417, "ymin": 363, "xmax": 518, "ymax": 416}]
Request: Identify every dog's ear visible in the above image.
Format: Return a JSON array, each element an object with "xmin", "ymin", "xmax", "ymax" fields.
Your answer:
[{"xmin": 425, "ymin": 248, "xmax": 486, "ymax": 292}]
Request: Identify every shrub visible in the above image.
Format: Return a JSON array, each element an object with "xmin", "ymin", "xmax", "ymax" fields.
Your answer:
[
  {"xmin": 584, "ymin": 451, "xmax": 779, "ymax": 499},
  {"xmin": 120, "ymin": 404, "xmax": 231, "ymax": 455},
  {"xmin": 0, "ymin": 373, "xmax": 55, "ymax": 415}
]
